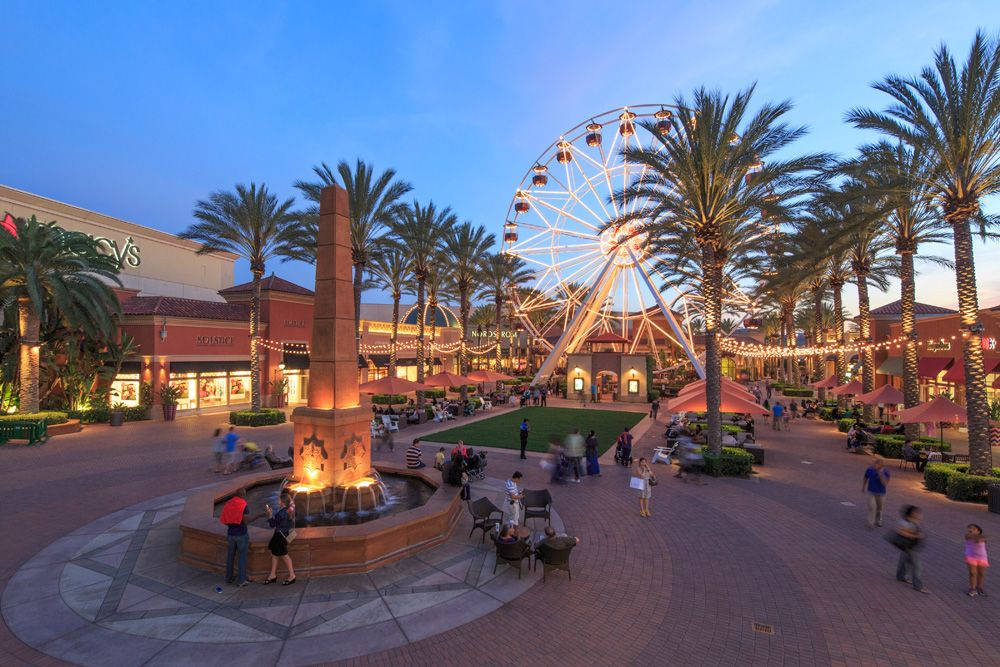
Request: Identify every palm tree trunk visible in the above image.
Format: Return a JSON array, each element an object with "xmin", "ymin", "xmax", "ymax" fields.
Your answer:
[
  {"xmin": 494, "ymin": 298, "xmax": 503, "ymax": 371},
  {"xmin": 832, "ymin": 280, "xmax": 846, "ymax": 409},
  {"xmin": 784, "ymin": 304, "xmax": 797, "ymax": 386},
  {"xmin": 812, "ymin": 288, "xmax": 824, "ymax": 384},
  {"xmin": 17, "ymin": 298, "xmax": 40, "ymax": 414},
  {"xmin": 899, "ymin": 251, "xmax": 920, "ymax": 439},
  {"xmin": 353, "ymin": 261, "xmax": 364, "ymax": 357},
  {"xmin": 427, "ymin": 299, "xmax": 437, "ymax": 379},
  {"xmin": 415, "ymin": 277, "xmax": 426, "ymax": 406},
  {"xmin": 459, "ymin": 295, "xmax": 470, "ymax": 402},
  {"xmin": 389, "ymin": 292, "xmax": 400, "ymax": 377},
  {"xmin": 952, "ymin": 217, "xmax": 992, "ymax": 475},
  {"xmin": 855, "ymin": 270, "xmax": 874, "ymax": 420},
  {"xmin": 250, "ymin": 269, "xmax": 262, "ymax": 412},
  {"xmin": 702, "ymin": 248, "xmax": 723, "ymax": 454}
]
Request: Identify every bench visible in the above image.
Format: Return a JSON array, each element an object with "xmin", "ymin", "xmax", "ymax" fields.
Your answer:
[
  {"xmin": 742, "ymin": 442, "xmax": 765, "ymax": 465},
  {"xmin": 0, "ymin": 420, "xmax": 49, "ymax": 445}
]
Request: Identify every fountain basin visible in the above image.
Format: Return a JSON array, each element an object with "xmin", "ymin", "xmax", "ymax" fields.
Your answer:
[{"xmin": 179, "ymin": 462, "xmax": 462, "ymax": 576}]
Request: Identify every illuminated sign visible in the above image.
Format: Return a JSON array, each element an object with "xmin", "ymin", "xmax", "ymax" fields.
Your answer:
[
  {"xmin": 95, "ymin": 236, "xmax": 141, "ymax": 268},
  {"xmin": 982, "ymin": 337, "xmax": 997, "ymax": 351},
  {"xmin": 926, "ymin": 341, "xmax": 951, "ymax": 352},
  {"xmin": 196, "ymin": 336, "xmax": 234, "ymax": 346}
]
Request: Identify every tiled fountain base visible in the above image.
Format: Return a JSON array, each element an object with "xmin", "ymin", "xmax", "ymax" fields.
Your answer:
[{"xmin": 2, "ymin": 478, "xmax": 560, "ymax": 666}]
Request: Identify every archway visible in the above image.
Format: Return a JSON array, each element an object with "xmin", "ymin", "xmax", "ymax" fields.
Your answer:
[{"xmin": 595, "ymin": 370, "xmax": 619, "ymax": 402}]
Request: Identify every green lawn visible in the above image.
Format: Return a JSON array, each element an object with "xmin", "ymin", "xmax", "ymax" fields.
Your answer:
[{"xmin": 426, "ymin": 407, "xmax": 645, "ymax": 454}]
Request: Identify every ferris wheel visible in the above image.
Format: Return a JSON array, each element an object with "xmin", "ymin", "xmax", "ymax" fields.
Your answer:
[{"xmin": 502, "ymin": 104, "xmax": 754, "ymax": 382}]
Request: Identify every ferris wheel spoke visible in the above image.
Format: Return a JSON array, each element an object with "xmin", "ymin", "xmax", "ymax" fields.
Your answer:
[
  {"xmin": 629, "ymin": 128, "xmax": 668, "ymax": 217},
  {"xmin": 531, "ymin": 196, "xmax": 602, "ymax": 233},
  {"xmin": 542, "ymin": 170, "xmax": 606, "ymax": 231},
  {"xmin": 514, "ymin": 222, "xmax": 598, "ymax": 242},
  {"xmin": 567, "ymin": 158, "xmax": 613, "ymax": 222},
  {"xmin": 512, "ymin": 243, "xmax": 601, "ymax": 256}
]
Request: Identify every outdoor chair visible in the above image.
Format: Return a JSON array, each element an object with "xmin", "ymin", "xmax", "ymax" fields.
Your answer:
[
  {"xmin": 534, "ymin": 541, "xmax": 575, "ymax": 582},
  {"xmin": 381, "ymin": 415, "xmax": 399, "ymax": 433},
  {"xmin": 652, "ymin": 445, "xmax": 676, "ymax": 466},
  {"xmin": 521, "ymin": 489, "xmax": 552, "ymax": 526},
  {"xmin": 468, "ymin": 498, "xmax": 504, "ymax": 543},
  {"xmin": 493, "ymin": 538, "xmax": 531, "ymax": 578},
  {"xmin": 899, "ymin": 450, "xmax": 920, "ymax": 470}
]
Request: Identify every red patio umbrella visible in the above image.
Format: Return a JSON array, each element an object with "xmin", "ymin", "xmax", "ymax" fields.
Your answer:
[
  {"xmin": 358, "ymin": 376, "xmax": 433, "ymax": 394},
  {"xmin": 855, "ymin": 384, "xmax": 905, "ymax": 406},
  {"xmin": 677, "ymin": 378, "xmax": 756, "ymax": 401},
  {"xmin": 466, "ymin": 370, "xmax": 514, "ymax": 382},
  {"xmin": 830, "ymin": 380, "xmax": 863, "ymax": 397},
  {"xmin": 809, "ymin": 375, "xmax": 839, "ymax": 389},
  {"xmin": 897, "ymin": 395, "xmax": 967, "ymax": 446},
  {"xmin": 423, "ymin": 371, "xmax": 478, "ymax": 388},
  {"xmin": 667, "ymin": 388, "xmax": 770, "ymax": 415}
]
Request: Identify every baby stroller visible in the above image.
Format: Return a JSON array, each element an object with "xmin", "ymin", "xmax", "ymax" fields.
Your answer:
[
  {"xmin": 234, "ymin": 443, "xmax": 267, "ymax": 472},
  {"xmin": 464, "ymin": 449, "xmax": 488, "ymax": 481},
  {"xmin": 614, "ymin": 440, "xmax": 633, "ymax": 467}
]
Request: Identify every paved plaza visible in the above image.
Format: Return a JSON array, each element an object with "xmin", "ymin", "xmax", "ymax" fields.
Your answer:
[{"xmin": 1, "ymin": 404, "xmax": 999, "ymax": 666}]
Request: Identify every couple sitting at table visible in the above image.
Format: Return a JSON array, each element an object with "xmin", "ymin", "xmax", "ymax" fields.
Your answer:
[{"xmin": 496, "ymin": 524, "xmax": 579, "ymax": 549}]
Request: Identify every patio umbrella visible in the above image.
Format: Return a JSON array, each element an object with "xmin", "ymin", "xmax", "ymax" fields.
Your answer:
[
  {"xmin": 830, "ymin": 380, "xmax": 863, "ymax": 397},
  {"xmin": 358, "ymin": 376, "xmax": 433, "ymax": 395},
  {"xmin": 667, "ymin": 388, "xmax": 770, "ymax": 415},
  {"xmin": 855, "ymin": 384, "xmax": 905, "ymax": 406},
  {"xmin": 423, "ymin": 371, "xmax": 478, "ymax": 388},
  {"xmin": 897, "ymin": 395, "xmax": 967, "ymax": 445},
  {"xmin": 677, "ymin": 378, "xmax": 757, "ymax": 401},
  {"xmin": 809, "ymin": 375, "xmax": 839, "ymax": 389},
  {"xmin": 466, "ymin": 370, "xmax": 514, "ymax": 382}
]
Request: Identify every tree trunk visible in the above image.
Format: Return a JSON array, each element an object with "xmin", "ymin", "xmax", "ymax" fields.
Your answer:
[
  {"xmin": 702, "ymin": 248, "xmax": 723, "ymax": 454},
  {"xmin": 494, "ymin": 298, "xmax": 503, "ymax": 371},
  {"xmin": 459, "ymin": 295, "xmax": 470, "ymax": 402},
  {"xmin": 952, "ymin": 217, "xmax": 992, "ymax": 474},
  {"xmin": 17, "ymin": 298, "xmax": 40, "ymax": 414},
  {"xmin": 415, "ymin": 276, "xmax": 426, "ymax": 407},
  {"xmin": 427, "ymin": 299, "xmax": 437, "ymax": 379},
  {"xmin": 855, "ymin": 270, "xmax": 874, "ymax": 421},
  {"xmin": 353, "ymin": 261, "xmax": 364, "ymax": 357},
  {"xmin": 389, "ymin": 292, "xmax": 400, "ymax": 377},
  {"xmin": 812, "ymin": 287, "xmax": 824, "ymax": 383},
  {"xmin": 250, "ymin": 269, "xmax": 263, "ymax": 412},
  {"xmin": 784, "ymin": 304, "xmax": 797, "ymax": 386},
  {"xmin": 832, "ymin": 281, "xmax": 846, "ymax": 408},
  {"xmin": 899, "ymin": 251, "xmax": 920, "ymax": 440}
]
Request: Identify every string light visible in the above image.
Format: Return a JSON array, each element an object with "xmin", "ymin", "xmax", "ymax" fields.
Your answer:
[{"xmin": 720, "ymin": 328, "xmax": 976, "ymax": 359}]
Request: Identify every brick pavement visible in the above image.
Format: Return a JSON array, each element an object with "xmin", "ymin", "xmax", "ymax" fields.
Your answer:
[{"xmin": 1, "ymin": 407, "xmax": 998, "ymax": 665}]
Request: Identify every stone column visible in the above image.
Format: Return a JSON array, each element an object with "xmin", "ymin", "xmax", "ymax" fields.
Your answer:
[{"xmin": 291, "ymin": 186, "xmax": 372, "ymax": 489}]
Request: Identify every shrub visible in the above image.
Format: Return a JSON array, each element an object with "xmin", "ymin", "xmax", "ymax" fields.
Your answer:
[
  {"xmin": 647, "ymin": 389, "xmax": 660, "ymax": 401},
  {"xmin": 423, "ymin": 390, "xmax": 446, "ymax": 399},
  {"xmin": 873, "ymin": 435, "xmax": 951, "ymax": 459},
  {"xmin": 68, "ymin": 408, "xmax": 110, "ymax": 424},
  {"xmin": 923, "ymin": 463, "xmax": 958, "ymax": 493},
  {"xmin": 372, "ymin": 394, "xmax": 408, "ymax": 405},
  {"xmin": 0, "ymin": 411, "xmax": 69, "ymax": 425},
  {"xmin": 229, "ymin": 409, "xmax": 286, "ymax": 427},
  {"xmin": 782, "ymin": 388, "xmax": 815, "ymax": 398},
  {"xmin": 701, "ymin": 446, "xmax": 754, "ymax": 477},
  {"xmin": 837, "ymin": 418, "xmax": 856, "ymax": 432},
  {"xmin": 946, "ymin": 472, "xmax": 998, "ymax": 503},
  {"xmin": 924, "ymin": 463, "xmax": 1000, "ymax": 498},
  {"xmin": 818, "ymin": 407, "xmax": 835, "ymax": 421},
  {"xmin": 691, "ymin": 422, "xmax": 743, "ymax": 434},
  {"xmin": 124, "ymin": 406, "xmax": 151, "ymax": 422}
]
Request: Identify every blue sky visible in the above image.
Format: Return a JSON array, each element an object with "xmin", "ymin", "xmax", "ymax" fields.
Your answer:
[{"xmin": 3, "ymin": 1, "xmax": 999, "ymax": 313}]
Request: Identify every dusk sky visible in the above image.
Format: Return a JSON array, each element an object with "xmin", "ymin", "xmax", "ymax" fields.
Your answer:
[{"xmin": 3, "ymin": 1, "xmax": 999, "ymax": 313}]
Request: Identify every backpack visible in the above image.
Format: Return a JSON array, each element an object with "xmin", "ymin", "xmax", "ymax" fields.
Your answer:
[{"xmin": 219, "ymin": 496, "xmax": 247, "ymax": 525}]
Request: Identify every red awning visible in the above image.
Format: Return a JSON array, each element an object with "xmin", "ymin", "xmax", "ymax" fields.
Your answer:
[
  {"xmin": 942, "ymin": 357, "xmax": 1000, "ymax": 383},
  {"xmin": 917, "ymin": 357, "xmax": 953, "ymax": 379}
]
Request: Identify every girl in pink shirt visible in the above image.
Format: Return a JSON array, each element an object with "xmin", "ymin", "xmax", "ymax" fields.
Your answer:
[{"xmin": 965, "ymin": 524, "xmax": 989, "ymax": 597}]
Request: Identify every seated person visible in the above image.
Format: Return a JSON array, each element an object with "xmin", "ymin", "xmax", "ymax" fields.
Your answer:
[
  {"xmin": 451, "ymin": 441, "xmax": 468, "ymax": 459},
  {"xmin": 405, "ymin": 439, "xmax": 425, "ymax": 469},
  {"xmin": 692, "ymin": 429, "xmax": 708, "ymax": 445},
  {"xmin": 536, "ymin": 525, "xmax": 579, "ymax": 551},
  {"xmin": 406, "ymin": 409, "xmax": 421, "ymax": 424},
  {"xmin": 495, "ymin": 524, "xmax": 519, "ymax": 544},
  {"xmin": 433, "ymin": 447, "xmax": 446, "ymax": 470},
  {"xmin": 264, "ymin": 445, "xmax": 292, "ymax": 469},
  {"xmin": 721, "ymin": 432, "xmax": 738, "ymax": 446},
  {"xmin": 846, "ymin": 424, "xmax": 859, "ymax": 450},
  {"xmin": 465, "ymin": 448, "xmax": 482, "ymax": 471},
  {"xmin": 902, "ymin": 440, "xmax": 928, "ymax": 472}
]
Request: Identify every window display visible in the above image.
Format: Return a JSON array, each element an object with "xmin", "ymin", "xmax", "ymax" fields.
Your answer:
[
  {"xmin": 171, "ymin": 374, "xmax": 198, "ymax": 411},
  {"xmin": 228, "ymin": 372, "xmax": 249, "ymax": 403},
  {"xmin": 111, "ymin": 374, "xmax": 141, "ymax": 407},
  {"xmin": 199, "ymin": 373, "xmax": 227, "ymax": 408}
]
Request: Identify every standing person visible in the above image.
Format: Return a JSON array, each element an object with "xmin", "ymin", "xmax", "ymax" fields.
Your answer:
[
  {"xmin": 789, "ymin": 401, "xmax": 798, "ymax": 420},
  {"xmin": 766, "ymin": 382, "xmax": 773, "ymax": 400},
  {"xmin": 585, "ymin": 429, "xmax": 601, "ymax": 477},
  {"xmin": 519, "ymin": 418, "xmax": 530, "ymax": 459},
  {"xmin": 540, "ymin": 385, "xmax": 548, "ymax": 407},
  {"xmin": 212, "ymin": 428, "xmax": 225, "ymax": 473},
  {"xmin": 406, "ymin": 439, "xmax": 425, "ymax": 468},
  {"xmin": 590, "ymin": 381, "xmax": 597, "ymax": 403},
  {"xmin": 650, "ymin": 396, "xmax": 660, "ymax": 421},
  {"xmin": 862, "ymin": 458, "xmax": 890, "ymax": 528},
  {"xmin": 223, "ymin": 426, "xmax": 240, "ymax": 474},
  {"xmin": 771, "ymin": 402, "xmax": 784, "ymax": 430},
  {"xmin": 504, "ymin": 471, "xmax": 524, "ymax": 525},
  {"xmin": 782, "ymin": 403, "xmax": 791, "ymax": 430},
  {"xmin": 965, "ymin": 524, "xmax": 989, "ymax": 597},
  {"xmin": 615, "ymin": 426, "xmax": 634, "ymax": 466},
  {"xmin": 263, "ymin": 491, "xmax": 296, "ymax": 586},
  {"xmin": 563, "ymin": 428, "xmax": 585, "ymax": 483},
  {"xmin": 219, "ymin": 488, "xmax": 261, "ymax": 587},
  {"xmin": 635, "ymin": 457, "xmax": 653, "ymax": 517},
  {"xmin": 533, "ymin": 387, "xmax": 540, "ymax": 406},
  {"xmin": 893, "ymin": 505, "xmax": 927, "ymax": 593}
]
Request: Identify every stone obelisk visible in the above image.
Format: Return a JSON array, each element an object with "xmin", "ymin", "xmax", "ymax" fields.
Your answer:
[{"xmin": 291, "ymin": 185, "xmax": 371, "ymax": 489}]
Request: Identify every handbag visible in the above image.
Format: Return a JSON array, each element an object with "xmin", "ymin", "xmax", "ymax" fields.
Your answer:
[
  {"xmin": 282, "ymin": 529, "xmax": 298, "ymax": 544},
  {"xmin": 887, "ymin": 530, "xmax": 915, "ymax": 551},
  {"xmin": 648, "ymin": 475, "xmax": 658, "ymax": 486}
]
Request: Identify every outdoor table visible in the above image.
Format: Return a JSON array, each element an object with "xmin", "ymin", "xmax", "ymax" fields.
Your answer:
[{"xmin": 924, "ymin": 451, "xmax": 942, "ymax": 463}]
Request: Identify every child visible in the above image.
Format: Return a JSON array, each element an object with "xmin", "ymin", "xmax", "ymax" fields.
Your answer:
[
  {"xmin": 433, "ymin": 447, "xmax": 446, "ymax": 470},
  {"xmin": 212, "ymin": 428, "xmax": 225, "ymax": 473},
  {"xmin": 965, "ymin": 524, "xmax": 989, "ymax": 597}
]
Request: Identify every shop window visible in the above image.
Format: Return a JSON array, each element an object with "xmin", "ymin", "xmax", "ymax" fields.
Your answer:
[
  {"xmin": 199, "ymin": 373, "xmax": 227, "ymax": 408},
  {"xmin": 573, "ymin": 377, "xmax": 584, "ymax": 392},
  {"xmin": 627, "ymin": 379, "xmax": 640, "ymax": 394},
  {"xmin": 111, "ymin": 374, "xmax": 141, "ymax": 406},
  {"xmin": 171, "ymin": 373, "xmax": 198, "ymax": 411},
  {"xmin": 228, "ymin": 372, "xmax": 250, "ymax": 404}
]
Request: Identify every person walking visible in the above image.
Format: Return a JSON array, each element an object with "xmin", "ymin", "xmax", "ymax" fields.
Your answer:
[
  {"xmin": 263, "ymin": 491, "xmax": 296, "ymax": 586},
  {"xmin": 893, "ymin": 505, "xmax": 926, "ymax": 593},
  {"xmin": 635, "ymin": 457, "xmax": 654, "ymax": 517},
  {"xmin": 564, "ymin": 428, "xmax": 585, "ymax": 483},
  {"xmin": 585, "ymin": 429, "xmax": 601, "ymax": 477},
  {"xmin": 965, "ymin": 523, "xmax": 989, "ymax": 597},
  {"xmin": 863, "ymin": 458, "xmax": 890, "ymax": 528},
  {"xmin": 540, "ymin": 386, "xmax": 548, "ymax": 407},
  {"xmin": 219, "ymin": 488, "xmax": 261, "ymax": 587},
  {"xmin": 650, "ymin": 396, "xmax": 660, "ymax": 421},
  {"xmin": 212, "ymin": 428, "xmax": 226, "ymax": 473},
  {"xmin": 519, "ymin": 418, "xmax": 530, "ymax": 459},
  {"xmin": 222, "ymin": 426, "xmax": 240, "ymax": 474},
  {"xmin": 771, "ymin": 402, "xmax": 784, "ymax": 430},
  {"xmin": 504, "ymin": 471, "xmax": 524, "ymax": 525},
  {"xmin": 590, "ymin": 381, "xmax": 597, "ymax": 403}
]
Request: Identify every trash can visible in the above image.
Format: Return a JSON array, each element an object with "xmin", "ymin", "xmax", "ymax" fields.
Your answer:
[{"xmin": 989, "ymin": 484, "xmax": 1000, "ymax": 514}]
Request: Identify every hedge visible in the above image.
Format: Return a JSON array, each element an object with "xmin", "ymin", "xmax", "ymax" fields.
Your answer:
[
  {"xmin": 781, "ymin": 388, "xmax": 815, "ymax": 398},
  {"xmin": 691, "ymin": 422, "xmax": 744, "ymax": 434},
  {"xmin": 229, "ymin": 409, "xmax": 286, "ymax": 427},
  {"xmin": 837, "ymin": 418, "xmax": 855, "ymax": 432},
  {"xmin": 372, "ymin": 394, "xmax": 408, "ymax": 405},
  {"xmin": 818, "ymin": 407, "xmax": 836, "ymax": 421},
  {"xmin": 924, "ymin": 463, "xmax": 1000, "ymax": 502},
  {"xmin": 0, "ymin": 411, "xmax": 69, "ymax": 425},
  {"xmin": 701, "ymin": 446, "xmax": 754, "ymax": 477},
  {"xmin": 873, "ymin": 435, "xmax": 950, "ymax": 459},
  {"xmin": 67, "ymin": 407, "xmax": 150, "ymax": 424}
]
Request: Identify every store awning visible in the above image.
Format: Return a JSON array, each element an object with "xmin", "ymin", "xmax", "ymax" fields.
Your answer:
[
  {"xmin": 170, "ymin": 360, "xmax": 250, "ymax": 373},
  {"xmin": 877, "ymin": 356, "xmax": 903, "ymax": 377},
  {"xmin": 917, "ymin": 357, "xmax": 953, "ymax": 379},
  {"xmin": 942, "ymin": 356, "xmax": 1000, "ymax": 383},
  {"xmin": 282, "ymin": 352, "xmax": 310, "ymax": 370},
  {"xmin": 118, "ymin": 361, "xmax": 142, "ymax": 374}
]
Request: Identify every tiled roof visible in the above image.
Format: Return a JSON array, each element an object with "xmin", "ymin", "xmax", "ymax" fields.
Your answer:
[
  {"xmin": 869, "ymin": 299, "xmax": 957, "ymax": 316},
  {"xmin": 219, "ymin": 274, "xmax": 314, "ymax": 296},
  {"xmin": 121, "ymin": 296, "xmax": 250, "ymax": 321}
]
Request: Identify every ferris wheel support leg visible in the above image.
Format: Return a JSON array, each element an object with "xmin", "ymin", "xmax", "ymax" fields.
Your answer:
[
  {"xmin": 630, "ymin": 252, "xmax": 706, "ymax": 379},
  {"xmin": 532, "ymin": 257, "xmax": 619, "ymax": 384}
]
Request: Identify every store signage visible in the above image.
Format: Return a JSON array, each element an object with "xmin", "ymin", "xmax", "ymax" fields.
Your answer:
[
  {"xmin": 982, "ymin": 337, "xmax": 997, "ymax": 351},
  {"xmin": 94, "ymin": 236, "xmax": 141, "ymax": 268},
  {"xmin": 283, "ymin": 319, "xmax": 306, "ymax": 328},
  {"xmin": 195, "ymin": 335, "xmax": 234, "ymax": 346},
  {"xmin": 926, "ymin": 341, "xmax": 951, "ymax": 352}
]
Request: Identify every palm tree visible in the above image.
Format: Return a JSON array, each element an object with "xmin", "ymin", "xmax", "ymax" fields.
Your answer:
[
  {"xmin": 443, "ymin": 222, "xmax": 495, "ymax": 386},
  {"xmin": 390, "ymin": 201, "xmax": 455, "ymax": 394},
  {"xmin": 292, "ymin": 160, "xmax": 412, "ymax": 352},
  {"xmin": 618, "ymin": 86, "xmax": 830, "ymax": 452},
  {"xmin": 369, "ymin": 248, "xmax": 412, "ymax": 377},
  {"xmin": 180, "ymin": 183, "xmax": 298, "ymax": 412},
  {"xmin": 478, "ymin": 254, "xmax": 533, "ymax": 372},
  {"xmin": 852, "ymin": 142, "xmax": 953, "ymax": 435},
  {"xmin": 423, "ymin": 262, "xmax": 456, "ymax": 378},
  {"xmin": 0, "ymin": 216, "xmax": 121, "ymax": 413},
  {"xmin": 469, "ymin": 304, "xmax": 495, "ymax": 370},
  {"xmin": 847, "ymin": 31, "xmax": 1000, "ymax": 474}
]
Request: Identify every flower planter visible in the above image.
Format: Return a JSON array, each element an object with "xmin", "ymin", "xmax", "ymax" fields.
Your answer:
[
  {"xmin": 109, "ymin": 411, "xmax": 125, "ymax": 427},
  {"xmin": 162, "ymin": 404, "xmax": 177, "ymax": 422}
]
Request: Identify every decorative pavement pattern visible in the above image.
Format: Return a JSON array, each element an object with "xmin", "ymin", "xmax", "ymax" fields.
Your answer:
[{"xmin": 3, "ymin": 477, "xmax": 560, "ymax": 666}]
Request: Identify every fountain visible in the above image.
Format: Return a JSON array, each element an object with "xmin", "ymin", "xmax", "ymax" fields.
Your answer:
[{"xmin": 179, "ymin": 185, "xmax": 462, "ymax": 575}]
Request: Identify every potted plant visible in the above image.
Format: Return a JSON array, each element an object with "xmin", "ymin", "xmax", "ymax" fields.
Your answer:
[
  {"xmin": 159, "ymin": 385, "xmax": 182, "ymax": 422},
  {"xmin": 109, "ymin": 401, "xmax": 126, "ymax": 427},
  {"xmin": 269, "ymin": 377, "xmax": 289, "ymax": 408}
]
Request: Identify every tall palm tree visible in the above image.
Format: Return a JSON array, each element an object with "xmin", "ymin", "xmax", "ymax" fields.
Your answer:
[
  {"xmin": 0, "ymin": 216, "xmax": 121, "ymax": 413},
  {"xmin": 423, "ymin": 262, "xmax": 456, "ymax": 378},
  {"xmin": 390, "ymin": 201, "xmax": 456, "ymax": 394},
  {"xmin": 847, "ymin": 31, "xmax": 1000, "ymax": 474},
  {"xmin": 369, "ymin": 248, "xmax": 412, "ymax": 377},
  {"xmin": 853, "ymin": 142, "xmax": 953, "ymax": 435},
  {"xmin": 469, "ymin": 304, "xmax": 495, "ymax": 370},
  {"xmin": 292, "ymin": 160, "xmax": 412, "ymax": 352},
  {"xmin": 181, "ymin": 182, "xmax": 298, "ymax": 412},
  {"xmin": 478, "ymin": 254, "xmax": 533, "ymax": 372},
  {"xmin": 443, "ymin": 222, "xmax": 495, "ymax": 385},
  {"xmin": 618, "ymin": 86, "xmax": 830, "ymax": 452}
]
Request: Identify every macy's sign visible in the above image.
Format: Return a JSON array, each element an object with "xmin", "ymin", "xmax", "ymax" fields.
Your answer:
[{"xmin": 2, "ymin": 212, "xmax": 141, "ymax": 269}]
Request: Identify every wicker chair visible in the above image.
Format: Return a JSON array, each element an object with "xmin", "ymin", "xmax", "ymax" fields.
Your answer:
[
  {"xmin": 493, "ymin": 538, "xmax": 531, "ymax": 578},
  {"xmin": 521, "ymin": 489, "xmax": 552, "ymax": 526},
  {"xmin": 534, "ymin": 541, "xmax": 576, "ymax": 582},
  {"xmin": 468, "ymin": 498, "xmax": 503, "ymax": 543}
]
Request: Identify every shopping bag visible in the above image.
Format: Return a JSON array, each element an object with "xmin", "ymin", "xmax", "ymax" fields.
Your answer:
[{"xmin": 629, "ymin": 476, "xmax": 645, "ymax": 490}]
